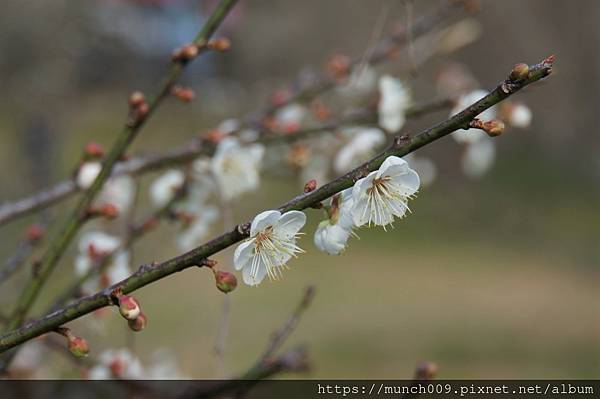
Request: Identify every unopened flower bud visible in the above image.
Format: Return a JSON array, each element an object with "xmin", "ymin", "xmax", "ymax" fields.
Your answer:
[
  {"xmin": 326, "ymin": 54, "xmax": 351, "ymax": 81},
  {"xmin": 415, "ymin": 361, "xmax": 438, "ymax": 380},
  {"xmin": 208, "ymin": 37, "xmax": 231, "ymax": 52},
  {"xmin": 84, "ymin": 141, "xmax": 105, "ymax": 159},
  {"xmin": 213, "ymin": 270, "xmax": 237, "ymax": 293},
  {"xmin": 270, "ymin": 89, "xmax": 291, "ymax": 106},
  {"xmin": 173, "ymin": 44, "xmax": 199, "ymax": 62},
  {"xmin": 128, "ymin": 312, "xmax": 148, "ymax": 332},
  {"xmin": 311, "ymin": 101, "xmax": 332, "ymax": 121},
  {"xmin": 128, "ymin": 91, "xmax": 146, "ymax": 108},
  {"xmin": 25, "ymin": 224, "xmax": 44, "ymax": 243},
  {"xmin": 304, "ymin": 179, "xmax": 317, "ymax": 193},
  {"xmin": 509, "ymin": 63, "xmax": 530, "ymax": 81},
  {"xmin": 483, "ymin": 120, "xmax": 505, "ymax": 137},
  {"xmin": 68, "ymin": 335, "xmax": 90, "ymax": 358},
  {"xmin": 136, "ymin": 102, "xmax": 149, "ymax": 118},
  {"xmin": 118, "ymin": 295, "xmax": 141, "ymax": 320},
  {"xmin": 101, "ymin": 203, "xmax": 119, "ymax": 219},
  {"xmin": 171, "ymin": 85, "xmax": 195, "ymax": 102},
  {"xmin": 469, "ymin": 118, "xmax": 505, "ymax": 137}
]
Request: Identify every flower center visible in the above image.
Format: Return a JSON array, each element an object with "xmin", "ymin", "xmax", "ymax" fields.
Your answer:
[{"xmin": 254, "ymin": 226, "xmax": 274, "ymax": 250}]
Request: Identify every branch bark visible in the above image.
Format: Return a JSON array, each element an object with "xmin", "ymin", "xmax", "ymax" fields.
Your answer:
[{"xmin": 0, "ymin": 56, "xmax": 554, "ymax": 355}]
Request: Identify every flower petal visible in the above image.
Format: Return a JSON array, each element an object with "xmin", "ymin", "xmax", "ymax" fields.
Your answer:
[
  {"xmin": 274, "ymin": 210, "xmax": 306, "ymax": 240},
  {"xmin": 242, "ymin": 261, "xmax": 268, "ymax": 286},
  {"xmin": 250, "ymin": 210, "xmax": 281, "ymax": 237},
  {"xmin": 233, "ymin": 240, "xmax": 255, "ymax": 271}
]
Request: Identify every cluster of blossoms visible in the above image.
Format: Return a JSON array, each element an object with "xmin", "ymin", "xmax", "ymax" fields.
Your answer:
[
  {"xmin": 88, "ymin": 348, "xmax": 185, "ymax": 379},
  {"xmin": 233, "ymin": 155, "xmax": 420, "ymax": 286}
]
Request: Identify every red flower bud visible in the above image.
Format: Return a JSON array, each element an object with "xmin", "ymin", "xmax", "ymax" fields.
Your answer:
[
  {"xmin": 208, "ymin": 37, "xmax": 231, "ymax": 52},
  {"xmin": 25, "ymin": 224, "xmax": 44, "ymax": 243},
  {"xmin": 326, "ymin": 54, "xmax": 351, "ymax": 81},
  {"xmin": 469, "ymin": 118, "xmax": 505, "ymax": 137},
  {"xmin": 128, "ymin": 312, "xmax": 147, "ymax": 332},
  {"xmin": 84, "ymin": 141, "xmax": 105, "ymax": 159},
  {"xmin": 415, "ymin": 361, "xmax": 438, "ymax": 380},
  {"xmin": 171, "ymin": 85, "xmax": 195, "ymax": 103},
  {"xmin": 101, "ymin": 203, "xmax": 119, "ymax": 219},
  {"xmin": 175, "ymin": 44, "xmax": 199, "ymax": 61},
  {"xmin": 118, "ymin": 295, "xmax": 141, "ymax": 320},
  {"xmin": 270, "ymin": 89, "xmax": 292, "ymax": 106},
  {"xmin": 128, "ymin": 91, "xmax": 146, "ymax": 108},
  {"xmin": 67, "ymin": 335, "xmax": 90, "ymax": 358},
  {"xmin": 214, "ymin": 270, "xmax": 237, "ymax": 293},
  {"xmin": 303, "ymin": 179, "xmax": 317, "ymax": 193}
]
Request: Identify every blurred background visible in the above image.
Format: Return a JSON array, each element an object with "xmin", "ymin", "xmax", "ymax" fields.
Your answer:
[{"xmin": 0, "ymin": 0, "xmax": 598, "ymax": 379}]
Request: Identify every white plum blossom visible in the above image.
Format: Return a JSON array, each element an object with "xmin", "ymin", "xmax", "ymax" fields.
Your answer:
[
  {"xmin": 74, "ymin": 231, "xmax": 130, "ymax": 294},
  {"xmin": 450, "ymin": 89, "xmax": 497, "ymax": 144},
  {"xmin": 338, "ymin": 65, "xmax": 377, "ymax": 97},
  {"xmin": 314, "ymin": 188, "xmax": 355, "ymax": 255},
  {"xmin": 96, "ymin": 175, "xmax": 136, "ymax": 215},
  {"xmin": 274, "ymin": 103, "xmax": 307, "ymax": 128},
  {"xmin": 175, "ymin": 204, "xmax": 220, "ymax": 252},
  {"xmin": 211, "ymin": 137, "xmax": 265, "ymax": 201},
  {"xmin": 88, "ymin": 348, "xmax": 144, "ymax": 380},
  {"xmin": 461, "ymin": 138, "xmax": 496, "ymax": 178},
  {"xmin": 217, "ymin": 118, "xmax": 241, "ymax": 135},
  {"xmin": 334, "ymin": 127, "xmax": 386, "ymax": 174},
  {"xmin": 403, "ymin": 154, "xmax": 437, "ymax": 187},
  {"xmin": 145, "ymin": 349, "xmax": 187, "ymax": 379},
  {"xmin": 76, "ymin": 162, "xmax": 102, "ymax": 189},
  {"xmin": 234, "ymin": 210, "xmax": 306, "ymax": 286},
  {"xmin": 351, "ymin": 156, "xmax": 420, "ymax": 228},
  {"xmin": 150, "ymin": 169, "xmax": 185, "ymax": 208},
  {"xmin": 378, "ymin": 75, "xmax": 411, "ymax": 133},
  {"xmin": 506, "ymin": 103, "xmax": 532, "ymax": 128}
]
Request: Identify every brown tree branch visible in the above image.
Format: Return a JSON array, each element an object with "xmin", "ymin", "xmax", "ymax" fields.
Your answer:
[{"xmin": 0, "ymin": 56, "xmax": 554, "ymax": 355}]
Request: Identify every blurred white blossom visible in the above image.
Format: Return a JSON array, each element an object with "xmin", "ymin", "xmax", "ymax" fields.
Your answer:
[
  {"xmin": 334, "ymin": 127, "xmax": 386, "ymax": 174},
  {"xmin": 150, "ymin": 169, "xmax": 185, "ymax": 208},
  {"xmin": 211, "ymin": 137, "xmax": 265, "ymax": 201},
  {"xmin": 450, "ymin": 89, "xmax": 496, "ymax": 144},
  {"xmin": 88, "ymin": 348, "xmax": 144, "ymax": 380},
  {"xmin": 74, "ymin": 232, "xmax": 130, "ymax": 294},
  {"xmin": 506, "ymin": 103, "xmax": 532, "ymax": 128},
  {"xmin": 403, "ymin": 154, "xmax": 437, "ymax": 187},
  {"xmin": 378, "ymin": 75, "xmax": 411, "ymax": 133},
  {"xmin": 96, "ymin": 175, "xmax": 136, "ymax": 215},
  {"xmin": 76, "ymin": 162, "xmax": 102, "ymax": 189},
  {"xmin": 461, "ymin": 138, "xmax": 496, "ymax": 178}
]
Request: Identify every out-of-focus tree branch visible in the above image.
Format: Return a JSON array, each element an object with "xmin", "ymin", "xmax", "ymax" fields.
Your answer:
[
  {"xmin": 0, "ymin": 0, "xmax": 470, "ymax": 227},
  {"xmin": 0, "ymin": 0, "xmax": 240, "ymax": 372}
]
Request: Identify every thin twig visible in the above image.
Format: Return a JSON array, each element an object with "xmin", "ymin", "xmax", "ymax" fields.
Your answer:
[
  {"xmin": 0, "ymin": 56, "xmax": 554, "ymax": 354},
  {"xmin": 260, "ymin": 286, "xmax": 315, "ymax": 362}
]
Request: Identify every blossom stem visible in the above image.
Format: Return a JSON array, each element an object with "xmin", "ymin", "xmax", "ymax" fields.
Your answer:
[{"xmin": 0, "ymin": 56, "xmax": 553, "ymax": 355}]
